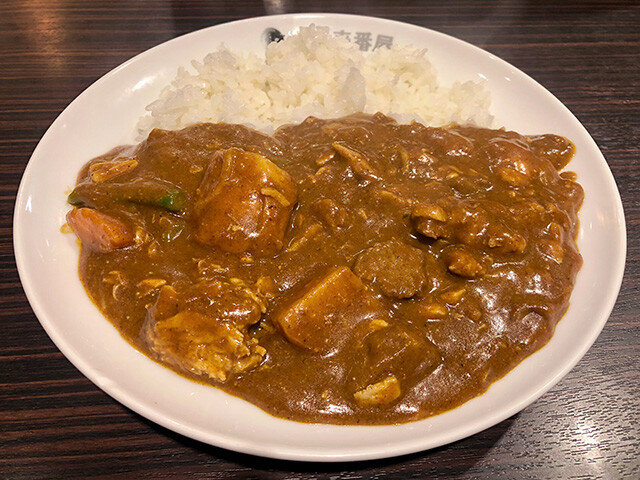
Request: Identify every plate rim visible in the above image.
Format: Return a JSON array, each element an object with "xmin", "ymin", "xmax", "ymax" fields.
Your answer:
[{"xmin": 13, "ymin": 12, "xmax": 627, "ymax": 462}]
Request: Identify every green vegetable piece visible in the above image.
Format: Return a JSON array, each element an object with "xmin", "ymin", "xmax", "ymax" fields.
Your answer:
[
  {"xmin": 67, "ymin": 189, "xmax": 85, "ymax": 206},
  {"xmin": 65, "ymin": 182, "xmax": 187, "ymax": 212},
  {"xmin": 159, "ymin": 188, "xmax": 187, "ymax": 212}
]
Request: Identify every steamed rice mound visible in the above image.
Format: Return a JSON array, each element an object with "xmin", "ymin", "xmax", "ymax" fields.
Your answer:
[{"xmin": 137, "ymin": 25, "xmax": 492, "ymax": 136}]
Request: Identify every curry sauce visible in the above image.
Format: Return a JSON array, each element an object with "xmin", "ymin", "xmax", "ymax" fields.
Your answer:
[{"xmin": 67, "ymin": 113, "xmax": 583, "ymax": 424}]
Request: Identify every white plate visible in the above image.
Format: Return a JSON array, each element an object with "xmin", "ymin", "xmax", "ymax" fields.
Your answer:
[{"xmin": 13, "ymin": 14, "xmax": 626, "ymax": 462}]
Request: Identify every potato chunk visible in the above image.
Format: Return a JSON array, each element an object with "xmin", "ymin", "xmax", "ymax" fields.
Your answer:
[
  {"xmin": 273, "ymin": 266, "xmax": 381, "ymax": 354},
  {"xmin": 354, "ymin": 376, "xmax": 401, "ymax": 407},
  {"xmin": 143, "ymin": 311, "xmax": 265, "ymax": 382},
  {"xmin": 195, "ymin": 148, "xmax": 298, "ymax": 255}
]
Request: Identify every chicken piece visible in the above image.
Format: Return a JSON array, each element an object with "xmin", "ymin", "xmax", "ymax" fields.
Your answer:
[
  {"xmin": 195, "ymin": 148, "xmax": 297, "ymax": 255},
  {"xmin": 184, "ymin": 280, "xmax": 265, "ymax": 328},
  {"xmin": 528, "ymin": 134, "xmax": 575, "ymax": 171},
  {"xmin": 354, "ymin": 241, "xmax": 426, "ymax": 298},
  {"xmin": 273, "ymin": 266, "xmax": 381, "ymax": 354},
  {"xmin": 444, "ymin": 247, "xmax": 485, "ymax": 278},
  {"xmin": 332, "ymin": 142, "xmax": 380, "ymax": 180},
  {"xmin": 143, "ymin": 311, "xmax": 265, "ymax": 382},
  {"xmin": 354, "ymin": 376, "xmax": 401, "ymax": 407},
  {"xmin": 485, "ymin": 223, "xmax": 527, "ymax": 253},
  {"xmin": 411, "ymin": 198, "xmax": 527, "ymax": 254},
  {"xmin": 147, "ymin": 285, "xmax": 180, "ymax": 321},
  {"xmin": 89, "ymin": 158, "xmax": 138, "ymax": 183},
  {"xmin": 148, "ymin": 279, "xmax": 266, "ymax": 330},
  {"xmin": 66, "ymin": 207, "xmax": 134, "ymax": 252},
  {"xmin": 311, "ymin": 198, "xmax": 349, "ymax": 232},
  {"xmin": 483, "ymin": 138, "xmax": 539, "ymax": 187},
  {"xmin": 142, "ymin": 274, "xmax": 267, "ymax": 384},
  {"xmin": 348, "ymin": 324, "xmax": 441, "ymax": 394},
  {"xmin": 419, "ymin": 126, "xmax": 474, "ymax": 158}
]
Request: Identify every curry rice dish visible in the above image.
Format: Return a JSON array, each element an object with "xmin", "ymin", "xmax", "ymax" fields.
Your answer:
[{"xmin": 65, "ymin": 113, "xmax": 583, "ymax": 424}]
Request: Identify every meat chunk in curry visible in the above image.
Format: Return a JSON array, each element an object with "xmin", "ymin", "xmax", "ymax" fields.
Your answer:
[
  {"xmin": 66, "ymin": 113, "xmax": 583, "ymax": 425},
  {"xmin": 141, "ymin": 279, "xmax": 268, "ymax": 381},
  {"xmin": 354, "ymin": 240, "xmax": 426, "ymax": 298},
  {"xmin": 143, "ymin": 310, "xmax": 265, "ymax": 382},
  {"xmin": 195, "ymin": 148, "xmax": 298, "ymax": 255}
]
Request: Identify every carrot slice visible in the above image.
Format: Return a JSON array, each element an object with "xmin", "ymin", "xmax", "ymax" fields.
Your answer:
[{"xmin": 66, "ymin": 208, "xmax": 134, "ymax": 252}]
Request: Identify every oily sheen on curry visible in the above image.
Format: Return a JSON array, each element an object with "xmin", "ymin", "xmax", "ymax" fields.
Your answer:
[{"xmin": 65, "ymin": 113, "xmax": 583, "ymax": 424}]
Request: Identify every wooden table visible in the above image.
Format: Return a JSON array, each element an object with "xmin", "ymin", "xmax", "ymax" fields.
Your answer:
[{"xmin": 2, "ymin": 1, "xmax": 638, "ymax": 478}]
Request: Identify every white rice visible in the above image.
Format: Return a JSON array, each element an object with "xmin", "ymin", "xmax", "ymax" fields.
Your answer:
[{"xmin": 137, "ymin": 25, "xmax": 492, "ymax": 137}]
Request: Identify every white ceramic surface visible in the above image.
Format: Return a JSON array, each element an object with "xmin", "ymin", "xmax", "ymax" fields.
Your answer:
[{"xmin": 13, "ymin": 14, "xmax": 626, "ymax": 462}]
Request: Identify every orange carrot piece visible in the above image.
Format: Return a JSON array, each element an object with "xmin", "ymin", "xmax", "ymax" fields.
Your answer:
[{"xmin": 66, "ymin": 207, "xmax": 134, "ymax": 252}]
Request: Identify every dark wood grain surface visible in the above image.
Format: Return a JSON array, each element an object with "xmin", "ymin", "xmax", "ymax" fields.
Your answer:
[{"xmin": 2, "ymin": 0, "xmax": 638, "ymax": 478}]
